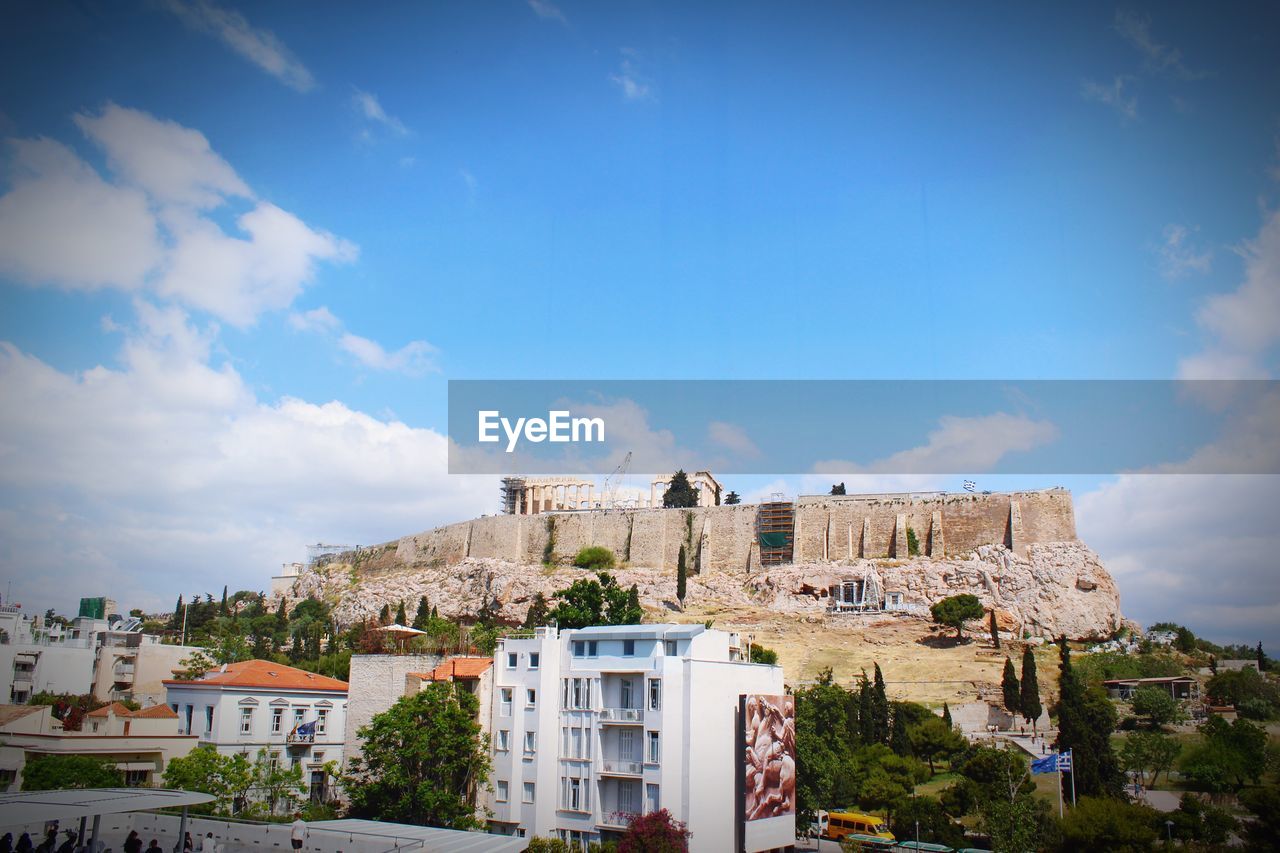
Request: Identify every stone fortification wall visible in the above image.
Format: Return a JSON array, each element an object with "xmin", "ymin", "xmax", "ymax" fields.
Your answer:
[{"xmin": 343, "ymin": 489, "xmax": 1075, "ymax": 577}]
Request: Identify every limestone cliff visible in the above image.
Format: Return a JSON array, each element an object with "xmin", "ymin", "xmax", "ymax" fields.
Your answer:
[{"xmin": 286, "ymin": 539, "xmax": 1122, "ymax": 641}]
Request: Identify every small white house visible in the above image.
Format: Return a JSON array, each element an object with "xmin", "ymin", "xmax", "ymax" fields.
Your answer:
[{"xmin": 163, "ymin": 659, "xmax": 348, "ymax": 805}]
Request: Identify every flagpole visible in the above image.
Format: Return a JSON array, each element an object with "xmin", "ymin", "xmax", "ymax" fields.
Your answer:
[
  {"xmin": 1069, "ymin": 750, "xmax": 1076, "ymax": 806},
  {"xmin": 1057, "ymin": 764, "xmax": 1064, "ymax": 818}
]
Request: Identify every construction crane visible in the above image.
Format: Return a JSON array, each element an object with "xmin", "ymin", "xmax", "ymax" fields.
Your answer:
[{"xmin": 602, "ymin": 451, "xmax": 632, "ymax": 508}]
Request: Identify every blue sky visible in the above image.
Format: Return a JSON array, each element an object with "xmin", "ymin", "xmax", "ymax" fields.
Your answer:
[{"xmin": 0, "ymin": 1, "xmax": 1278, "ymax": 646}]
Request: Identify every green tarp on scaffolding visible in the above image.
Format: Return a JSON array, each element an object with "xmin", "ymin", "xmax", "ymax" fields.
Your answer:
[{"xmin": 758, "ymin": 532, "xmax": 790, "ymax": 548}]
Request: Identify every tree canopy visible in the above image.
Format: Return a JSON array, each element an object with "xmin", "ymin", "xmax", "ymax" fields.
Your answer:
[
  {"xmin": 547, "ymin": 572, "xmax": 643, "ymax": 629},
  {"xmin": 21, "ymin": 754, "xmax": 122, "ymax": 791},
  {"xmin": 346, "ymin": 683, "xmax": 491, "ymax": 828},
  {"xmin": 929, "ymin": 594, "xmax": 984, "ymax": 640},
  {"xmin": 661, "ymin": 471, "xmax": 700, "ymax": 508}
]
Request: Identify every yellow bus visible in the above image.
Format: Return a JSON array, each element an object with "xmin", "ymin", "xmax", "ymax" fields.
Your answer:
[{"xmin": 817, "ymin": 810, "xmax": 896, "ymax": 841}]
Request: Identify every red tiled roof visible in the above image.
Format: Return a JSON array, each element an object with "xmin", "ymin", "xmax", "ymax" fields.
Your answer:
[
  {"xmin": 86, "ymin": 702, "xmax": 132, "ymax": 718},
  {"xmin": 162, "ymin": 659, "xmax": 348, "ymax": 692},
  {"xmin": 0, "ymin": 704, "xmax": 44, "ymax": 726},
  {"xmin": 412, "ymin": 656, "xmax": 493, "ymax": 682},
  {"xmin": 131, "ymin": 703, "xmax": 179, "ymax": 719}
]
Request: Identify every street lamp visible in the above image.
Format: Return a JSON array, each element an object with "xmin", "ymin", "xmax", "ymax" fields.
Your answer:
[{"xmin": 1165, "ymin": 819, "xmax": 1174, "ymax": 845}]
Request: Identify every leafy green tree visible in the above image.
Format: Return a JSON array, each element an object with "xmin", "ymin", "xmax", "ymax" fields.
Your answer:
[
  {"xmin": 1165, "ymin": 792, "xmax": 1237, "ymax": 845},
  {"xmin": 163, "ymin": 745, "xmax": 253, "ymax": 814},
  {"xmin": 174, "ymin": 649, "xmax": 217, "ymax": 681},
  {"xmin": 547, "ymin": 573, "xmax": 642, "ymax": 629},
  {"xmin": 1239, "ymin": 786, "xmax": 1280, "ymax": 849},
  {"xmin": 907, "ymin": 716, "xmax": 965, "ymax": 775},
  {"xmin": 749, "ymin": 644, "xmax": 778, "ymax": 665},
  {"xmin": 794, "ymin": 678, "xmax": 858, "ymax": 821},
  {"xmin": 871, "ymin": 663, "xmax": 890, "ymax": 745},
  {"xmin": 249, "ymin": 748, "xmax": 306, "ymax": 817},
  {"xmin": 1129, "ymin": 686, "xmax": 1184, "ymax": 729},
  {"xmin": 1118, "ymin": 731, "xmax": 1181, "ymax": 787},
  {"xmin": 1019, "ymin": 646, "xmax": 1042, "ymax": 730},
  {"xmin": 1058, "ymin": 796, "xmax": 1159, "ymax": 852},
  {"xmin": 1206, "ymin": 665, "xmax": 1279, "ymax": 710},
  {"xmin": 572, "ymin": 546, "xmax": 616, "ymax": 570},
  {"xmin": 676, "ymin": 545, "xmax": 688, "ymax": 604},
  {"xmin": 412, "ymin": 596, "xmax": 431, "ymax": 630},
  {"xmin": 890, "ymin": 796, "xmax": 965, "ymax": 849},
  {"xmin": 661, "ymin": 471, "xmax": 699, "ymax": 508},
  {"xmin": 857, "ymin": 672, "xmax": 875, "ymax": 746},
  {"xmin": 941, "ymin": 702, "xmax": 952, "ymax": 730},
  {"xmin": 619, "ymin": 809, "xmax": 690, "ymax": 852},
  {"xmin": 1052, "ymin": 637, "xmax": 1123, "ymax": 799},
  {"xmin": 523, "ymin": 592, "xmax": 549, "ymax": 628},
  {"xmin": 21, "ymin": 754, "xmax": 122, "ymax": 791},
  {"xmin": 346, "ymin": 683, "xmax": 490, "ymax": 827},
  {"xmin": 929, "ymin": 594, "xmax": 984, "ymax": 640},
  {"xmin": 829, "ymin": 482, "xmax": 846, "ymax": 495},
  {"xmin": 1181, "ymin": 716, "xmax": 1268, "ymax": 792},
  {"xmin": 1001, "ymin": 657, "xmax": 1020, "ymax": 714},
  {"xmin": 723, "ymin": 491, "xmax": 741, "ymax": 505}
]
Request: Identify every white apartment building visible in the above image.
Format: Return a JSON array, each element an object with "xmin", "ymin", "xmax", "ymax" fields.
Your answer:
[
  {"xmin": 486, "ymin": 624, "xmax": 784, "ymax": 851},
  {"xmin": 163, "ymin": 659, "xmax": 348, "ymax": 804},
  {"xmin": 0, "ymin": 607, "xmax": 100, "ymax": 703},
  {"xmin": 91, "ymin": 622, "xmax": 205, "ymax": 708}
]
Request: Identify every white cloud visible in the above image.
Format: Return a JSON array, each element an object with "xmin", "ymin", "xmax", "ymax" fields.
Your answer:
[
  {"xmin": 352, "ymin": 89, "xmax": 410, "ymax": 136},
  {"xmin": 528, "ymin": 0, "xmax": 567, "ymax": 25},
  {"xmin": 1158, "ymin": 223, "xmax": 1212, "ymax": 280},
  {"xmin": 290, "ymin": 305, "xmax": 438, "ymax": 376},
  {"xmin": 1178, "ymin": 208, "xmax": 1280, "ymax": 378},
  {"xmin": 75, "ymin": 104, "xmax": 250, "ymax": 207},
  {"xmin": 611, "ymin": 49, "xmax": 654, "ymax": 102},
  {"xmin": 0, "ymin": 305, "xmax": 490, "ymax": 617},
  {"xmin": 0, "ymin": 106, "xmax": 356, "ymax": 327},
  {"xmin": 707, "ymin": 421, "xmax": 760, "ymax": 459},
  {"xmin": 1113, "ymin": 10, "xmax": 1205, "ymax": 80},
  {"xmin": 812, "ymin": 413, "xmax": 1058, "ymax": 475},
  {"xmin": 339, "ymin": 333, "xmax": 438, "ymax": 376},
  {"xmin": 157, "ymin": 202, "xmax": 356, "ymax": 326},
  {"xmin": 162, "ymin": 0, "xmax": 316, "ymax": 92},
  {"xmin": 1081, "ymin": 76, "xmax": 1138, "ymax": 120},
  {"xmin": 0, "ymin": 138, "xmax": 161, "ymax": 289}
]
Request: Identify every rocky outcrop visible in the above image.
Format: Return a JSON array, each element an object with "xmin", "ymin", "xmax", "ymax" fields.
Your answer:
[{"xmin": 286, "ymin": 540, "xmax": 1122, "ymax": 641}]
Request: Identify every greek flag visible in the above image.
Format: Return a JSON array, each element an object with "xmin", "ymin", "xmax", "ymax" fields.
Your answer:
[
  {"xmin": 963, "ymin": 480, "xmax": 977, "ymax": 492},
  {"xmin": 1058, "ymin": 749, "xmax": 1072, "ymax": 771},
  {"xmin": 1031, "ymin": 750, "xmax": 1071, "ymax": 774}
]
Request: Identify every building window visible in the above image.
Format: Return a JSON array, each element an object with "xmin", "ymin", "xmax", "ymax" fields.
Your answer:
[
  {"xmin": 648, "ymin": 678, "xmax": 661, "ymax": 711},
  {"xmin": 507, "ymin": 651, "xmax": 518, "ymax": 669},
  {"xmin": 620, "ymin": 678, "xmax": 634, "ymax": 709},
  {"xmin": 205, "ymin": 706, "xmax": 213, "ymax": 733},
  {"xmin": 562, "ymin": 725, "xmax": 590, "ymax": 760},
  {"xmin": 293, "ymin": 708, "xmax": 306, "ymax": 729},
  {"xmin": 522, "ymin": 782, "xmax": 535, "ymax": 804},
  {"xmin": 239, "ymin": 708, "xmax": 253, "ymax": 735},
  {"xmin": 271, "ymin": 708, "xmax": 284, "ymax": 734},
  {"xmin": 646, "ymin": 783, "xmax": 660, "ymax": 813},
  {"xmin": 527, "ymin": 688, "xmax": 537, "ymax": 707},
  {"xmin": 500, "ymin": 688, "xmax": 513, "ymax": 717},
  {"xmin": 562, "ymin": 776, "xmax": 587, "ymax": 811},
  {"xmin": 529, "ymin": 652, "xmax": 539, "ymax": 669},
  {"xmin": 664, "ymin": 640, "xmax": 677, "ymax": 656},
  {"xmin": 185, "ymin": 705, "xmax": 194, "ymax": 734},
  {"xmin": 316, "ymin": 709, "xmax": 328, "ymax": 734},
  {"xmin": 524, "ymin": 730, "xmax": 536, "ymax": 754},
  {"xmin": 496, "ymin": 780, "xmax": 509, "ymax": 802},
  {"xmin": 623, "ymin": 639, "xmax": 635, "ymax": 656},
  {"xmin": 647, "ymin": 730, "xmax": 660, "ymax": 764},
  {"xmin": 497, "ymin": 729, "xmax": 510, "ymax": 751},
  {"xmin": 574, "ymin": 640, "xmax": 598, "ymax": 657}
]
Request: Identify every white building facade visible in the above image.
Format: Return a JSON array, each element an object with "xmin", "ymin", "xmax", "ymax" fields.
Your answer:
[
  {"xmin": 486, "ymin": 624, "xmax": 783, "ymax": 851},
  {"xmin": 163, "ymin": 659, "xmax": 348, "ymax": 804},
  {"xmin": 0, "ymin": 607, "xmax": 100, "ymax": 704}
]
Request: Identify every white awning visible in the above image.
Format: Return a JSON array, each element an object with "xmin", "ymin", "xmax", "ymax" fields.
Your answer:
[
  {"xmin": 0, "ymin": 788, "xmax": 214, "ymax": 827},
  {"xmin": 113, "ymin": 762, "xmax": 155, "ymax": 771}
]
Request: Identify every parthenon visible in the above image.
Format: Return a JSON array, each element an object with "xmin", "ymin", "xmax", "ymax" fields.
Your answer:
[{"xmin": 500, "ymin": 471, "xmax": 723, "ymax": 514}]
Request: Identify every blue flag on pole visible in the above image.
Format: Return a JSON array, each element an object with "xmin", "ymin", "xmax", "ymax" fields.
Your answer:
[
  {"xmin": 1031, "ymin": 754, "xmax": 1058, "ymax": 774},
  {"xmin": 296, "ymin": 720, "xmax": 317, "ymax": 737}
]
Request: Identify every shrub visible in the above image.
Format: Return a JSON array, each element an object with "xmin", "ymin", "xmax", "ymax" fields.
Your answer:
[{"xmin": 573, "ymin": 546, "xmax": 616, "ymax": 571}]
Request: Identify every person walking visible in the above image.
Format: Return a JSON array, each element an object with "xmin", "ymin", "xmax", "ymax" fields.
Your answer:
[
  {"xmin": 15, "ymin": 834, "xmax": 33, "ymax": 853},
  {"xmin": 121, "ymin": 833, "xmax": 141, "ymax": 853},
  {"xmin": 0, "ymin": 832, "xmax": 13, "ymax": 853},
  {"xmin": 53, "ymin": 831, "xmax": 76, "ymax": 853},
  {"xmin": 289, "ymin": 813, "xmax": 307, "ymax": 851},
  {"xmin": 143, "ymin": 841, "xmax": 162, "ymax": 853}
]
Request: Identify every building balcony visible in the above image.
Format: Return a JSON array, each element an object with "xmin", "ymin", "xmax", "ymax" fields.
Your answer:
[
  {"xmin": 598, "ymin": 707, "xmax": 643, "ymax": 724},
  {"xmin": 600, "ymin": 758, "xmax": 643, "ymax": 776},
  {"xmin": 286, "ymin": 732, "xmax": 316, "ymax": 746},
  {"xmin": 12, "ymin": 671, "xmax": 33, "ymax": 684},
  {"xmin": 598, "ymin": 811, "xmax": 638, "ymax": 830}
]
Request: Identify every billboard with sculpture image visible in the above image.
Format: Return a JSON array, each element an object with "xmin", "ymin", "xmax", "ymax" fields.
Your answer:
[{"xmin": 740, "ymin": 693, "xmax": 795, "ymax": 851}]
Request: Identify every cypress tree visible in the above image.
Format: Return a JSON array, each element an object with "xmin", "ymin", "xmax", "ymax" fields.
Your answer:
[
  {"xmin": 989, "ymin": 610, "xmax": 1000, "ymax": 648},
  {"xmin": 663, "ymin": 471, "xmax": 700, "ymax": 508},
  {"xmin": 275, "ymin": 597, "xmax": 287, "ymax": 626},
  {"xmin": 1258, "ymin": 642, "xmax": 1267, "ymax": 671},
  {"xmin": 942, "ymin": 701, "xmax": 952, "ymax": 729},
  {"xmin": 394, "ymin": 600, "xmax": 407, "ymax": 626},
  {"xmin": 845, "ymin": 687, "xmax": 862, "ymax": 746},
  {"xmin": 1020, "ymin": 646, "xmax": 1042, "ymax": 731},
  {"xmin": 858, "ymin": 673, "xmax": 875, "ymax": 745},
  {"xmin": 412, "ymin": 596, "xmax": 431, "ymax": 630},
  {"xmin": 890, "ymin": 705, "xmax": 910, "ymax": 754},
  {"xmin": 1053, "ymin": 636, "xmax": 1121, "ymax": 798},
  {"xmin": 170, "ymin": 594, "xmax": 184, "ymax": 630},
  {"xmin": 431, "ymin": 605, "xmax": 438, "ymax": 619},
  {"xmin": 220, "ymin": 585, "xmax": 228, "ymax": 616},
  {"xmin": 872, "ymin": 663, "xmax": 891, "ymax": 744},
  {"xmin": 676, "ymin": 545, "xmax": 688, "ymax": 603},
  {"xmin": 1002, "ymin": 657, "xmax": 1021, "ymax": 713},
  {"xmin": 523, "ymin": 592, "xmax": 549, "ymax": 628},
  {"xmin": 378, "ymin": 603, "xmax": 391, "ymax": 626}
]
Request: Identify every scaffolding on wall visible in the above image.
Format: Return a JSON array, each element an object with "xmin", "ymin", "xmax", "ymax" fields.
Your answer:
[
  {"xmin": 306, "ymin": 543, "xmax": 352, "ymax": 565},
  {"xmin": 828, "ymin": 567, "xmax": 885, "ymax": 613},
  {"xmin": 756, "ymin": 499, "xmax": 795, "ymax": 566},
  {"xmin": 500, "ymin": 477, "xmax": 526, "ymax": 515}
]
